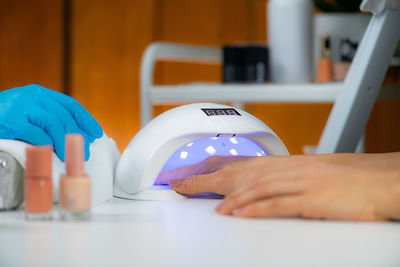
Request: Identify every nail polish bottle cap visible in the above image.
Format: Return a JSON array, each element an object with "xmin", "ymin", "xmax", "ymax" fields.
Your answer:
[
  {"xmin": 65, "ymin": 134, "xmax": 85, "ymax": 177},
  {"xmin": 25, "ymin": 146, "xmax": 52, "ymax": 178}
]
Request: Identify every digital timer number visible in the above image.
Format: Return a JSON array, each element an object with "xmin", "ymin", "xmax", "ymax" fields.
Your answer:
[{"xmin": 201, "ymin": 108, "xmax": 241, "ymax": 116}]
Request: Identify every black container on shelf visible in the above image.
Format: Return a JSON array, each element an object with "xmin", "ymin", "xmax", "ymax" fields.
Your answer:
[{"xmin": 223, "ymin": 45, "xmax": 269, "ymax": 83}]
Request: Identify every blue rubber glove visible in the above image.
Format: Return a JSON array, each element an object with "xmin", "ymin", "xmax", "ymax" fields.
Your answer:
[{"xmin": 0, "ymin": 84, "xmax": 103, "ymax": 161}]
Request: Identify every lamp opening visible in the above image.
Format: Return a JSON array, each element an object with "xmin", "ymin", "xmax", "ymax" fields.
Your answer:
[{"xmin": 160, "ymin": 136, "xmax": 267, "ymax": 174}]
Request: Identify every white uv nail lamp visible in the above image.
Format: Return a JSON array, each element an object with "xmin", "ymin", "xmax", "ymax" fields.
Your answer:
[{"xmin": 114, "ymin": 103, "xmax": 289, "ymax": 200}]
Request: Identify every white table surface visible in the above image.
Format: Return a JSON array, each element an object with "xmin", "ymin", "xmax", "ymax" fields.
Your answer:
[{"xmin": 1, "ymin": 197, "xmax": 400, "ymax": 267}]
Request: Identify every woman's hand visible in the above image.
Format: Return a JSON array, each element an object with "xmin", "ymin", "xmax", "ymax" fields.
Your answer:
[
  {"xmin": 156, "ymin": 156, "xmax": 251, "ymax": 193},
  {"xmin": 166, "ymin": 153, "xmax": 400, "ymax": 221},
  {"xmin": 216, "ymin": 160, "xmax": 400, "ymax": 221}
]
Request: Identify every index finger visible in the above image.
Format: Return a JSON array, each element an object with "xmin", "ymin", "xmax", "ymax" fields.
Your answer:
[
  {"xmin": 169, "ymin": 169, "xmax": 232, "ymax": 196},
  {"xmin": 156, "ymin": 164, "xmax": 201, "ymax": 185},
  {"xmin": 156, "ymin": 155, "xmax": 248, "ymax": 185}
]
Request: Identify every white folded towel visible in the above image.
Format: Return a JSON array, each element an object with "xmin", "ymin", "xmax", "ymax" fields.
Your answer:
[{"xmin": 0, "ymin": 135, "xmax": 120, "ymax": 206}]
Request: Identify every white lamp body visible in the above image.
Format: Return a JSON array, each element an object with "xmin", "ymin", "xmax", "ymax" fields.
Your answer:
[{"xmin": 114, "ymin": 103, "xmax": 288, "ymax": 199}]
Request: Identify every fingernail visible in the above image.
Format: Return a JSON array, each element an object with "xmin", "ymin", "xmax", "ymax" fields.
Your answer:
[
  {"xmin": 215, "ymin": 203, "xmax": 226, "ymax": 212},
  {"xmin": 169, "ymin": 179, "xmax": 182, "ymax": 188},
  {"xmin": 216, "ymin": 203, "xmax": 232, "ymax": 215},
  {"xmin": 233, "ymin": 208, "xmax": 250, "ymax": 218},
  {"xmin": 232, "ymin": 209, "xmax": 243, "ymax": 216}
]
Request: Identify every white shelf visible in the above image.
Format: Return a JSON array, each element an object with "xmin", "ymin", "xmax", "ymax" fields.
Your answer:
[
  {"xmin": 151, "ymin": 82, "xmax": 342, "ymax": 104},
  {"xmin": 150, "ymin": 82, "xmax": 400, "ymax": 104}
]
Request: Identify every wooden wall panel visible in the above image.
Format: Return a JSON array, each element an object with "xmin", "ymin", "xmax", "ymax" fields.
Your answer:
[
  {"xmin": 154, "ymin": 0, "xmax": 249, "ymax": 87},
  {"xmin": 70, "ymin": 0, "xmax": 156, "ymax": 151},
  {"xmin": 245, "ymin": 104, "xmax": 332, "ymax": 154},
  {"xmin": 153, "ymin": 0, "xmax": 252, "ymax": 115},
  {"xmin": 366, "ymin": 101, "xmax": 400, "ymax": 153},
  {"xmin": 0, "ymin": 0, "xmax": 63, "ymax": 91},
  {"xmin": 153, "ymin": 0, "xmax": 249, "ymax": 122}
]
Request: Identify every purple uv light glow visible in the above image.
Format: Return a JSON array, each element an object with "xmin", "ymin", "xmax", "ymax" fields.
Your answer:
[{"xmin": 160, "ymin": 136, "xmax": 267, "ymax": 173}]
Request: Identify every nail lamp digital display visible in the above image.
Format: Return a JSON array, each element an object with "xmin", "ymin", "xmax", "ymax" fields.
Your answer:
[{"xmin": 114, "ymin": 103, "xmax": 289, "ymax": 200}]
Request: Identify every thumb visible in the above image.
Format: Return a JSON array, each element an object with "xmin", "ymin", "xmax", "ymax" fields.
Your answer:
[{"xmin": 169, "ymin": 173, "xmax": 222, "ymax": 195}]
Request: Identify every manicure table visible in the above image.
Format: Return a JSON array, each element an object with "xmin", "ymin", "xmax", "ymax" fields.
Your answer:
[{"xmin": 1, "ymin": 197, "xmax": 400, "ymax": 266}]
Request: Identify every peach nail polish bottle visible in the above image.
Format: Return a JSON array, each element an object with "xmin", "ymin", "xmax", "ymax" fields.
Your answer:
[
  {"xmin": 60, "ymin": 134, "xmax": 91, "ymax": 220},
  {"xmin": 25, "ymin": 146, "xmax": 53, "ymax": 221}
]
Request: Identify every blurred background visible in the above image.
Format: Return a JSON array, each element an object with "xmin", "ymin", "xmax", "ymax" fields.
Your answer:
[{"xmin": 1, "ymin": 0, "xmax": 399, "ymax": 153}]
